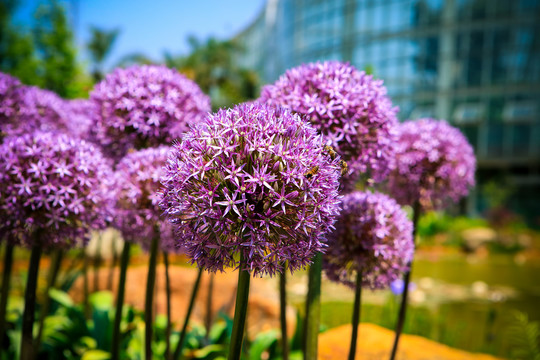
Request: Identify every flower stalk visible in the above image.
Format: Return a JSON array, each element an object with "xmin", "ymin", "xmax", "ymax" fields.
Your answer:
[
  {"xmin": 145, "ymin": 230, "xmax": 160, "ymax": 360},
  {"xmin": 348, "ymin": 270, "xmax": 363, "ymax": 360},
  {"xmin": 164, "ymin": 251, "xmax": 172, "ymax": 360},
  {"xmin": 228, "ymin": 253, "xmax": 251, "ymax": 360},
  {"xmin": 20, "ymin": 244, "xmax": 42, "ymax": 360},
  {"xmin": 111, "ymin": 241, "xmax": 131, "ymax": 360},
  {"xmin": 304, "ymin": 252, "xmax": 322, "ymax": 360},
  {"xmin": 35, "ymin": 249, "xmax": 64, "ymax": 352},
  {"xmin": 389, "ymin": 201, "xmax": 421, "ymax": 360},
  {"xmin": 204, "ymin": 273, "xmax": 214, "ymax": 341},
  {"xmin": 0, "ymin": 242, "xmax": 14, "ymax": 349},
  {"xmin": 172, "ymin": 267, "xmax": 203, "ymax": 360},
  {"xmin": 280, "ymin": 271, "xmax": 289, "ymax": 360}
]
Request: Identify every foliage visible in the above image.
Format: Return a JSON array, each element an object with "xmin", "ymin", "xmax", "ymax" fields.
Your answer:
[
  {"xmin": 87, "ymin": 26, "xmax": 120, "ymax": 82},
  {"xmin": 0, "ymin": 0, "xmax": 91, "ymax": 98},
  {"xmin": 33, "ymin": 0, "xmax": 79, "ymax": 98},
  {"xmin": 416, "ymin": 211, "xmax": 488, "ymax": 246},
  {"xmin": 507, "ymin": 310, "xmax": 540, "ymax": 360},
  {"xmin": 164, "ymin": 36, "xmax": 259, "ymax": 110},
  {"xmin": 0, "ymin": 0, "xmax": 40, "ymax": 85},
  {"xmin": 0, "ymin": 288, "xmax": 295, "ymax": 360}
]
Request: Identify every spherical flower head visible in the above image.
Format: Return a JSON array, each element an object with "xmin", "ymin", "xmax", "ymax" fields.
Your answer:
[
  {"xmin": 1, "ymin": 73, "xmax": 23, "ymax": 132},
  {"xmin": 114, "ymin": 146, "xmax": 175, "ymax": 250},
  {"xmin": 387, "ymin": 118, "xmax": 476, "ymax": 211},
  {"xmin": 2, "ymin": 83, "xmax": 71, "ymax": 138},
  {"xmin": 0, "ymin": 131, "xmax": 115, "ymax": 249},
  {"xmin": 90, "ymin": 65, "xmax": 211, "ymax": 160},
  {"xmin": 324, "ymin": 191, "xmax": 414, "ymax": 289},
  {"xmin": 160, "ymin": 103, "xmax": 342, "ymax": 277},
  {"xmin": 259, "ymin": 61, "xmax": 398, "ymax": 188},
  {"xmin": 63, "ymin": 99, "xmax": 96, "ymax": 139}
]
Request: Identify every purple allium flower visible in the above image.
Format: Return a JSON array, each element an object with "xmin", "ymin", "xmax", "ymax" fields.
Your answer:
[
  {"xmin": 63, "ymin": 99, "xmax": 96, "ymax": 139},
  {"xmin": 0, "ymin": 73, "xmax": 24, "ymax": 131},
  {"xmin": 160, "ymin": 103, "xmax": 342, "ymax": 276},
  {"xmin": 90, "ymin": 65, "xmax": 211, "ymax": 160},
  {"xmin": 0, "ymin": 131, "xmax": 115, "ymax": 248},
  {"xmin": 387, "ymin": 119, "xmax": 476, "ymax": 211},
  {"xmin": 114, "ymin": 146, "xmax": 175, "ymax": 251},
  {"xmin": 259, "ymin": 61, "xmax": 398, "ymax": 188},
  {"xmin": 323, "ymin": 191, "xmax": 414, "ymax": 289},
  {"xmin": 1, "ymin": 75, "xmax": 70, "ymax": 139}
]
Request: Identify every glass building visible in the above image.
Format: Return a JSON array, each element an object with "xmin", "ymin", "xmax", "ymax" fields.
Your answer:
[{"xmin": 234, "ymin": 0, "xmax": 540, "ymax": 222}]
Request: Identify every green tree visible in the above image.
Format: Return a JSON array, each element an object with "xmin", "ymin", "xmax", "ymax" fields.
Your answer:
[
  {"xmin": 0, "ymin": 0, "xmax": 40, "ymax": 84},
  {"xmin": 165, "ymin": 36, "xmax": 259, "ymax": 110},
  {"xmin": 115, "ymin": 52, "xmax": 155, "ymax": 68},
  {"xmin": 87, "ymin": 26, "xmax": 120, "ymax": 82},
  {"xmin": 33, "ymin": 0, "xmax": 78, "ymax": 97}
]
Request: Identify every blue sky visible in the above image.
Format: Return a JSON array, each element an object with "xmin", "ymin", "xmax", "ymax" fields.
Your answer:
[{"xmin": 15, "ymin": 0, "xmax": 266, "ymax": 69}]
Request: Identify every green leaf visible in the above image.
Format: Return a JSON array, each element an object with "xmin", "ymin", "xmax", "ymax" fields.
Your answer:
[
  {"xmin": 79, "ymin": 336, "xmax": 98, "ymax": 350},
  {"xmin": 209, "ymin": 321, "xmax": 228, "ymax": 344},
  {"xmin": 192, "ymin": 344, "xmax": 225, "ymax": 359},
  {"xmin": 49, "ymin": 288, "xmax": 74, "ymax": 308},
  {"xmin": 249, "ymin": 330, "xmax": 279, "ymax": 360},
  {"xmin": 59, "ymin": 269, "xmax": 83, "ymax": 293},
  {"xmin": 81, "ymin": 349, "xmax": 111, "ymax": 360},
  {"xmin": 154, "ymin": 314, "xmax": 168, "ymax": 331},
  {"xmin": 89, "ymin": 291, "xmax": 113, "ymax": 311},
  {"xmin": 288, "ymin": 350, "xmax": 304, "ymax": 360}
]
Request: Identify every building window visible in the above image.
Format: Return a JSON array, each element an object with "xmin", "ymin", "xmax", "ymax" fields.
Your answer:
[
  {"xmin": 503, "ymin": 101, "xmax": 538, "ymax": 123},
  {"xmin": 454, "ymin": 103, "xmax": 486, "ymax": 125}
]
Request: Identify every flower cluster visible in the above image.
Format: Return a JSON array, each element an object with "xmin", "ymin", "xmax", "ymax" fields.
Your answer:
[
  {"xmin": 90, "ymin": 65, "xmax": 211, "ymax": 160},
  {"xmin": 324, "ymin": 191, "xmax": 414, "ymax": 289},
  {"xmin": 160, "ymin": 103, "xmax": 342, "ymax": 276},
  {"xmin": 387, "ymin": 118, "xmax": 476, "ymax": 211},
  {"xmin": 63, "ymin": 99, "xmax": 96, "ymax": 140},
  {"xmin": 0, "ymin": 132, "xmax": 115, "ymax": 248},
  {"xmin": 1, "ymin": 73, "xmax": 24, "ymax": 137},
  {"xmin": 114, "ymin": 146, "xmax": 174, "ymax": 250},
  {"xmin": 259, "ymin": 61, "xmax": 398, "ymax": 187},
  {"xmin": 1, "ymin": 74, "xmax": 70, "ymax": 139}
]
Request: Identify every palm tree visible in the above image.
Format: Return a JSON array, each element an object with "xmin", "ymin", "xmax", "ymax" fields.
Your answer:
[
  {"xmin": 165, "ymin": 36, "xmax": 259, "ymax": 110},
  {"xmin": 87, "ymin": 26, "xmax": 119, "ymax": 82}
]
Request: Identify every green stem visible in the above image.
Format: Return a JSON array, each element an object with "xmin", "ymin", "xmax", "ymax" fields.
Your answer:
[
  {"xmin": 35, "ymin": 249, "xmax": 63, "ymax": 352},
  {"xmin": 304, "ymin": 252, "xmax": 322, "ymax": 360},
  {"xmin": 204, "ymin": 273, "xmax": 214, "ymax": 341},
  {"xmin": 163, "ymin": 252, "xmax": 172, "ymax": 360},
  {"xmin": 20, "ymin": 245, "xmax": 42, "ymax": 360},
  {"xmin": 111, "ymin": 241, "xmax": 131, "ymax": 360},
  {"xmin": 280, "ymin": 271, "xmax": 289, "ymax": 360},
  {"xmin": 93, "ymin": 233, "xmax": 102, "ymax": 292},
  {"xmin": 107, "ymin": 236, "xmax": 118, "ymax": 290},
  {"xmin": 83, "ymin": 251, "xmax": 90, "ymax": 319},
  {"xmin": 0, "ymin": 243, "xmax": 14, "ymax": 349},
  {"xmin": 228, "ymin": 255, "xmax": 251, "ymax": 360},
  {"xmin": 348, "ymin": 271, "xmax": 363, "ymax": 360},
  {"xmin": 145, "ymin": 234, "xmax": 160, "ymax": 360},
  {"xmin": 389, "ymin": 201, "xmax": 421, "ymax": 360},
  {"xmin": 172, "ymin": 267, "xmax": 203, "ymax": 360}
]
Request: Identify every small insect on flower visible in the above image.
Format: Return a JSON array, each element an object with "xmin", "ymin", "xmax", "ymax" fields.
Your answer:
[
  {"xmin": 340, "ymin": 160, "xmax": 349, "ymax": 176},
  {"xmin": 304, "ymin": 166, "xmax": 320, "ymax": 179},
  {"xmin": 323, "ymin": 145, "xmax": 338, "ymax": 160}
]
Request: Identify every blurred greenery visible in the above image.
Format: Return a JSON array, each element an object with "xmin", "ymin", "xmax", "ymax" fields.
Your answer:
[
  {"xmin": 0, "ymin": 0, "xmax": 91, "ymax": 98},
  {"xmin": 87, "ymin": 26, "xmax": 120, "ymax": 83},
  {"xmin": 507, "ymin": 310, "xmax": 540, "ymax": 360},
  {"xmin": 0, "ymin": 286, "xmax": 291, "ymax": 359},
  {"xmin": 163, "ymin": 36, "xmax": 259, "ymax": 110},
  {"xmin": 1, "ymin": 1, "xmax": 259, "ymax": 106}
]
